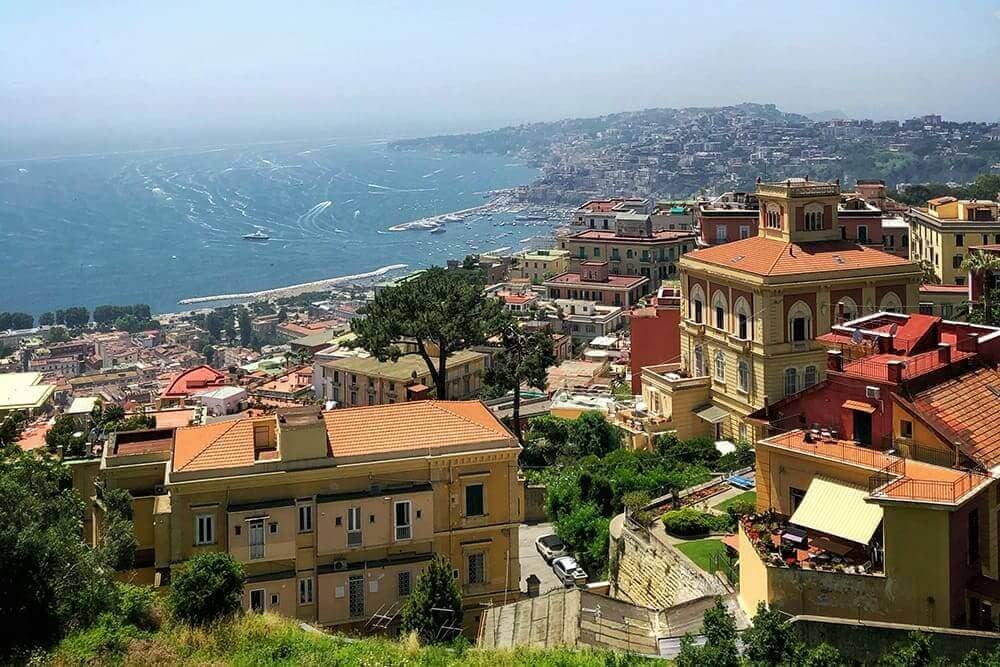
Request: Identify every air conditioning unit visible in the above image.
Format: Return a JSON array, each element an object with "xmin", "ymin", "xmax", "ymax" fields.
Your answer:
[
  {"xmin": 865, "ymin": 386, "xmax": 881, "ymax": 399},
  {"xmin": 333, "ymin": 560, "xmax": 349, "ymax": 572}
]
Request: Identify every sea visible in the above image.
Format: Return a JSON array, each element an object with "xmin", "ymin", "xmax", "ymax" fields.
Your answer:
[{"xmin": 0, "ymin": 139, "xmax": 543, "ymax": 315}]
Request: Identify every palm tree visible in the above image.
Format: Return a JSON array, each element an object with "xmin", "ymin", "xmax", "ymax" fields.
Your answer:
[{"xmin": 961, "ymin": 251, "xmax": 1000, "ymax": 325}]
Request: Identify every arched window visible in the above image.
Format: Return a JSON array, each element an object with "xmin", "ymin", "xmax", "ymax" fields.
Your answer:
[
  {"xmin": 693, "ymin": 345, "xmax": 705, "ymax": 376},
  {"xmin": 837, "ymin": 297, "xmax": 858, "ymax": 323},
  {"xmin": 805, "ymin": 203, "xmax": 824, "ymax": 231},
  {"xmin": 879, "ymin": 292, "xmax": 903, "ymax": 313},
  {"xmin": 738, "ymin": 359, "xmax": 750, "ymax": 393},
  {"xmin": 787, "ymin": 301, "xmax": 813, "ymax": 344},
  {"xmin": 689, "ymin": 283, "xmax": 705, "ymax": 323},
  {"xmin": 712, "ymin": 291, "xmax": 728, "ymax": 330},
  {"xmin": 784, "ymin": 368, "xmax": 798, "ymax": 397},
  {"xmin": 804, "ymin": 365, "xmax": 817, "ymax": 388},
  {"xmin": 765, "ymin": 203, "xmax": 782, "ymax": 229},
  {"xmin": 734, "ymin": 297, "xmax": 752, "ymax": 340},
  {"xmin": 714, "ymin": 350, "xmax": 726, "ymax": 382}
]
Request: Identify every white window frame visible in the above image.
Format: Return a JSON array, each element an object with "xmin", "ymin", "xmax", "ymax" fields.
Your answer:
[
  {"xmin": 195, "ymin": 513, "xmax": 215, "ymax": 546},
  {"xmin": 738, "ymin": 359, "xmax": 750, "ymax": 394},
  {"xmin": 347, "ymin": 506, "xmax": 362, "ymax": 546},
  {"xmin": 694, "ymin": 345, "xmax": 705, "ymax": 376},
  {"xmin": 739, "ymin": 225, "xmax": 751, "ymax": 239},
  {"xmin": 787, "ymin": 301, "xmax": 812, "ymax": 344},
  {"xmin": 784, "ymin": 368, "xmax": 798, "ymax": 397},
  {"xmin": 298, "ymin": 503, "xmax": 313, "ymax": 533},
  {"xmin": 247, "ymin": 517, "xmax": 265, "ymax": 561},
  {"xmin": 715, "ymin": 225, "xmax": 727, "ymax": 242},
  {"xmin": 714, "ymin": 350, "xmax": 726, "ymax": 382},
  {"xmin": 804, "ymin": 365, "xmax": 818, "ymax": 388},
  {"xmin": 249, "ymin": 588, "xmax": 265, "ymax": 613},
  {"xmin": 765, "ymin": 203, "xmax": 782, "ymax": 229},
  {"xmin": 734, "ymin": 297, "xmax": 751, "ymax": 340},
  {"xmin": 804, "ymin": 203, "xmax": 824, "ymax": 231},
  {"xmin": 689, "ymin": 283, "xmax": 705, "ymax": 323},
  {"xmin": 298, "ymin": 577, "xmax": 314, "ymax": 605},
  {"xmin": 394, "ymin": 500, "xmax": 412, "ymax": 541}
]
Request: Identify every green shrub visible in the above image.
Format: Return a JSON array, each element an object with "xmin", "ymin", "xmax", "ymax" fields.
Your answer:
[
  {"xmin": 116, "ymin": 583, "xmax": 159, "ymax": 631},
  {"xmin": 53, "ymin": 614, "xmax": 147, "ymax": 664},
  {"xmin": 662, "ymin": 508, "xmax": 729, "ymax": 537},
  {"xmin": 725, "ymin": 497, "xmax": 756, "ymax": 523},
  {"xmin": 400, "ymin": 555, "xmax": 463, "ymax": 644},
  {"xmin": 170, "ymin": 553, "xmax": 244, "ymax": 626}
]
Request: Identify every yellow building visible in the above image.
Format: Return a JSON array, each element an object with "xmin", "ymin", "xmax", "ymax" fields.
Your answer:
[
  {"xmin": 82, "ymin": 401, "xmax": 523, "ymax": 628},
  {"xmin": 512, "ymin": 249, "xmax": 570, "ymax": 284},
  {"xmin": 908, "ymin": 197, "xmax": 1000, "ymax": 285},
  {"xmin": 313, "ymin": 350, "xmax": 486, "ymax": 407},
  {"xmin": 0, "ymin": 371, "xmax": 56, "ymax": 418},
  {"xmin": 740, "ymin": 427, "xmax": 997, "ymax": 629},
  {"xmin": 674, "ymin": 178, "xmax": 921, "ymax": 442}
]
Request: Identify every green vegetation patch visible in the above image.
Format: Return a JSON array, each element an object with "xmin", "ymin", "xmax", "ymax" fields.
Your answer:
[
  {"xmin": 675, "ymin": 538, "xmax": 727, "ymax": 573},
  {"xmin": 713, "ymin": 491, "xmax": 756, "ymax": 513}
]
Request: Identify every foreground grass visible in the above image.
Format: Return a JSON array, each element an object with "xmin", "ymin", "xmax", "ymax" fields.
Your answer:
[
  {"xmin": 713, "ymin": 491, "xmax": 756, "ymax": 512},
  {"xmin": 50, "ymin": 611, "xmax": 663, "ymax": 666},
  {"xmin": 675, "ymin": 538, "xmax": 727, "ymax": 573}
]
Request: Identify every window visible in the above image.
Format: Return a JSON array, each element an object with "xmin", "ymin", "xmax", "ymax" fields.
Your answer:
[
  {"xmin": 715, "ymin": 305, "xmax": 725, "ymax": 329},
  {"xmin": 347, "ymin": 507, "xmax": 362, "ymax": 546},
  {"xmin": 805, "ymin": 205, "xmax": 824, "ymax": 231},
  {"xmin": 857, "ymin": 225, "xmax": 869, "ymax": 243},
  {"xmin": 694, "ymin": 345, "xmax": 705, "ymax": 376},
  {"xmin": 900, "ymin": 420, "xmax": 913, "ymax": 438},
  {"xmin": 715, "ymin": 225, "xmax": 727, "ymax": 242},
  {"xmin": 250, "ymin": 589, "xmax": 265, "ymax": 613},
  {"xmin": 969, "ymin": 509, "xmax": 980, "ymax": 563},
  {"xmin": 804, "ymin": 365, "xmax": 817, "ymax": 388},
  {"xmin": 694, "ymin": 300, "xmax": 703, "ymax": 323},
  {"xmin": 784, "ymin": 368, "xmax": 798, "ymax": 397},
  {"xmin": 468, "ymin": 552, "xmax": 486, "ymax": 585},
  {"xmin": 738, "ymin": 360, "xmax": 750, "ymax": 393},
  {"xmin": 593, "ymin": 247, "xmax": 600, "ymax": 257},
  {"xmin": 269, "ymin": 521, "xmax": 278, "ymax": 534},
  {"xmin": 787, "ymin": 301, "xmax": 812, "ymax": 344},
  {"xmin": 398, "ymin": 571, "xmax": 412, "ymax": 597},
  {"xmin": 348, "ymin": 575, "xmax": 365, "ymax": 618},
  {"xmin": 465, "ymin": 484, "xmax": 485, "ymax": 517},
  {"xmin": 394, "ymin": 500, "xmax": 412, "ymax": 541},
  {"xmin": 956, "ymin": 234, "xmax": 964, "ymax": 247},
  {"xmin": 765, "ymin": 203, "xmax": 782, "ymax": 229},
  {"xmin": 248, "ymin": 518, "xmax": 265, "ymax": 560},
  {"xmin": 298, "ymin": 577, "xmax": 314, "ymax": 605},
  {"xmin": 734, "ymin": 297, "xmax": 751, "ymax": 340},
  {"xmin": 954, "ymin": 255, "xmax": 964, "ymax": 269},
  {"xmin": 298, "ymin": 504, "xmax": 313, "ymax": 533},
  {"xmin": 714, "ymin": 350, "xmax": 726, "ymax": 382},
  {"xmin": 195, "ymin": 513, "xmax": 215, "ymax": 545},
  {"xmin": 739, "ymin": 225, "xmax": 751, "ymax": 239},
  {"xmin": 790, "ymin": 487, "xmax": 806, "ymax": 511}
]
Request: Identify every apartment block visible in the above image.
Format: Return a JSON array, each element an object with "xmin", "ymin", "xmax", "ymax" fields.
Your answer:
[
  {"xmin": 908, "ymin": 197, "xmax": 1000, "ymax": 285},
  {"xmin": 80, "ymin": 402, "xmax": 523, "ymax": 629}
]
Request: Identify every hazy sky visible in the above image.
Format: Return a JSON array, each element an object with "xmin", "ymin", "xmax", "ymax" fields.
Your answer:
[{"xmin": 2, "ymin": 0, "xmax": 999, "ymax": 152}]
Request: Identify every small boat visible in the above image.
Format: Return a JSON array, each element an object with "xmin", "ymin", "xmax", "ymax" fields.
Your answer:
[
  {"xmin": 243, "ymin": 230, "xmax": 270, "ymax": 241},
  {"xmin": 430, "ymin": 227, "xmax": 446, "ymax": 234}
]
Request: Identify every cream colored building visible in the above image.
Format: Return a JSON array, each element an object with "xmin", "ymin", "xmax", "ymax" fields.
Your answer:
[
  {"xmin": 672, "ymin": 178, "xmax": 921, "ymax": 442},
  {"xmin": 313, "ymin": 350, "xmax": 486, "ymax": 407},
  {"xmin": 908, "ymin": 197, "xmax": 1000, "ymax": 285},
  {"xmin": 512, "ymin": 249, "xmax": 570, "ymax": 283},
  {"xmin": 79, "ymin": 402, "xmax": 523, "ymax": 629}
]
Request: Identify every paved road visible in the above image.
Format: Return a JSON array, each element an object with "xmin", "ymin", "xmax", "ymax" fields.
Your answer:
[{"xmin": 518, "ymin": 522, "xmax": 565, "ymax": 594}]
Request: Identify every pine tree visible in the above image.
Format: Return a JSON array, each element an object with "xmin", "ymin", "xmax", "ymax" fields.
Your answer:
[{"xmin": 400, "ymin": 554, "xmax": 463, "ymax": 643}]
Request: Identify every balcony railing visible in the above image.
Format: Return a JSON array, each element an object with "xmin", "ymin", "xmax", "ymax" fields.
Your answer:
[
  {"xmin": 347, "ymin": 530, "xmax": 362, "ymax": 547},
  {"xmin": 873, "ymin": 470, "xmax": 987, "ymax": 504}
]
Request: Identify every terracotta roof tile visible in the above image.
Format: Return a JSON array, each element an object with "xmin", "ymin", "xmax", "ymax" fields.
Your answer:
[
  {"xmin": 910, "ymin": 367, "xmax": 1000, "ymax": 468},
  {"xmin": 684, "ymin": 237, "xmax": 912, "ymax": 277},
  {"xmin": 161, "ymin": 365, "xmax": 227, "ymax": 398},
  {"xmin": 546, "ymin": 272, "xmax": 648, "ymax": 288}
]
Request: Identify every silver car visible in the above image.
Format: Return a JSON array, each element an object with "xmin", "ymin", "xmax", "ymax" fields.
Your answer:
[
  {"xmin": 535, "ymin": 534, "xmax": 567, "ymax": 563},
  {"xmin": 552, "ymin": 555, "xmax": 588, "ymax": 587}
]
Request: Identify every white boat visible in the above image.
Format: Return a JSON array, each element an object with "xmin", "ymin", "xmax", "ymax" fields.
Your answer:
[
  {"xmin": 243, "ymin": 230, "xmax": 270, "ymax": 241},
  {"xmin": 430, "ymin": 227, "xmax": 446, "ymax": 234}
]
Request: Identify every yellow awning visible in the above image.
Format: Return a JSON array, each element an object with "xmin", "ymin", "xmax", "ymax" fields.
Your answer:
[
  {"xmin": 789, "ymin": 477, "xmax": 883, "ymax": 545},
  {"xmin": 694, "ymin": 404, "xmax": 728, "ymax": 424}
]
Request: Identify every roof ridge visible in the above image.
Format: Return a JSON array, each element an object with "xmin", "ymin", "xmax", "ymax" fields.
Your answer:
[
  {"xmin": 766, "ymin": 240, "xmax": 791, "ymax": 275},
  {"xmin": 175, "ymin": 418, "xmax": 246, "ymax": 472}
]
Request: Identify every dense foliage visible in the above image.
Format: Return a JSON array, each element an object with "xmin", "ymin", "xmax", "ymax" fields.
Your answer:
[
  {"xmin": 0, "ymin": 311, "xmax": 34, "ymax": 330},
  {"xmin": 0, "ymin": 443, "xmax": 118, "ymax": 658},
  {"xmin": 891, "ymin": 174, "xmax": 1000, "ymax": 206},
  {"xmin": 400, "ymin": 555, "xmax": 464, "ymax": 643},
  {"xmin": 169, "ymin": 553, "xmax": 245, "ymax": 626},
  {"xmin": 352, "ymin": 266, "xmax": 506, "ymax": 399},
  {"xmin": 662, "ymin": 508, "xmax": 731, "ymax": 537},
  {"xmin": 481, "ymin": 327, "xmax": 555, "ymax": 441},
  {"xmin": 522, "ymin": 412, "xmax": 621, "ymax": 468}
]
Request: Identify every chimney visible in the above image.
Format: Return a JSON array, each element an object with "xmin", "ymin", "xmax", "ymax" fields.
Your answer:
[
  {"xmin": 937, "ymin": 342, "xmax": 952, "ymax": 364},
  {"xmin": 887, "ymin": 360, "xmax": 905, "ymax": 384},
  {"xmin": 827, "ymin": 349, "xmax": 844, "ymax": 372}
]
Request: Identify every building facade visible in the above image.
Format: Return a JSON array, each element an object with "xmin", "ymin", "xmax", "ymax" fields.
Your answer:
[
  {"xmin": 676, "ymin": 178, "xmax": 921, "ymax": 441},
  {"xmin": 544, "ymin": 262, "xmax": 650, "ymax": 309},
  {"xmin": 511, "ymin": 249, "xmax": 570, "ymax": 283},
  {"xmin": 558, "ymin": 223, "xmax": 696, "ymax": 286},
  {"xmin": 908, "ymin": 197, "xmax": 1000, "ymax": 286}
]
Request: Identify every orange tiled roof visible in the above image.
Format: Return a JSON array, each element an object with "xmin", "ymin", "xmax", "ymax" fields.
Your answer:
[
  {"xmin": 171, "ymin": 400, "xmax": 514, "ymax": 474},
  {"xmin": 908, "ymin": 367, "xmax": 1000, "ymax": 468},
  {"xmin": 161, "ymin": 365, "xmax": 226, "ymax": 398},
  {"xmin": 684, "ymin": 236, "xmax": 912, "ymax": 277},
  {"xmin": 323, "ymin": 400, "xmax": 512, "ymax": 459}
]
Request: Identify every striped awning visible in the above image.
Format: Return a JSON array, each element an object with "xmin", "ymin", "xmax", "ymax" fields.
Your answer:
[{"xmin": 790, "ymin": 477, "xmax": 883, "ymax": 545}]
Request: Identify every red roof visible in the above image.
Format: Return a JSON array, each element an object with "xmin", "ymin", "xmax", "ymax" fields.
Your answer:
[
  {"xmin": 161, "ymin": 365, "xmax": 227, "ymax": 398},
  {"xmin": 502, "ymin": 294, "xmax": 534, "ymax": 305},
  {"xmin": 569, "ymin": 229, "xmax": 695, "ymax": 243},
  {"xmin": 546, "ymin": 272, "xmax": 648, "ymax": 289},
  {"xmin": 907, "ymin": 366, "xmax": 1000, "ymax": 468},
  {"xmin": 919, "ymin": 284, "xmax": 968, "ymax": 294},
  {"xmin": 684, "ymin": 237, "xmax": 912, "ymax": 277},
  {"xmin": 578, "ymin": 199, "xmax": 620, "ymax": 213}
]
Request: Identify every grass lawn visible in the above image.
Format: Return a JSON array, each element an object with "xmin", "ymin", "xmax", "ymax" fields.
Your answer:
[
  {"xmin": 676, "ymin": 538, "xmax": 728, "ymax": 573},
  {"xmin": 713, "ymin": 490, "xmax": 756, "ymax": 512}
]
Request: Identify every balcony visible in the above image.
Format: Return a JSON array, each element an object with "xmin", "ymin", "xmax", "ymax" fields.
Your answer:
[{"xmin": 740, "ymin": 514, "xmax": 882, "ymax": 576}]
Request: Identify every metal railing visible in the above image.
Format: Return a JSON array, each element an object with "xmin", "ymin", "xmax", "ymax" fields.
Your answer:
[
  {"xmin": 873, "ymin": 470, "xmax": 987, "ymax": 503},
  {"xmin": 766, "ymin": 431, "xmax": 893, "ymax": 470}
]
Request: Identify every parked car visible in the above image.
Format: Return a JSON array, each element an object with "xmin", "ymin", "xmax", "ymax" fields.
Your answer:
[
  {"xmin": 535, "ymin": 534, "xmax": 567, "ymax": 563},
  {"xmin": 552, "ymin": 556, "xmax": 588, "ymax": 587}
]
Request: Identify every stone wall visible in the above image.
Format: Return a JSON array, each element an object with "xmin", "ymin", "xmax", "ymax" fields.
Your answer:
[{"xmin": 609, "ymin": 515, "xmax": 725, "ymax": 609}]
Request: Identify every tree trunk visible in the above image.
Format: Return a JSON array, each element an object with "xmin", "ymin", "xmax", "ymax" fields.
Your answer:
[
  {"xmin": 414, "ymin": 338, "xmax": 444, "ymax": 398},
  {"xmin": 511, "ymin": 383, "xmax": 522, "ymax": 443},
  {"xmin": 436, "ymin": 347, "xmax": 448, "ymax": 399}
]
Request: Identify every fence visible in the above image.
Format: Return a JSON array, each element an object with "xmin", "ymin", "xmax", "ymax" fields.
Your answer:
[
  {"xmin": 709, "ymin": 551, "xmax": 739, "ymax": 586},
  {"xmin": 874, "ymin": 470, "xmax": 987, "ymax": 504}
]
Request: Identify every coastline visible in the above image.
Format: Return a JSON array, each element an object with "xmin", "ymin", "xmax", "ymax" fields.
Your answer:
[{"xmin": 176, "ymin": 263, "xmax": 408, "ymax": 306}]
